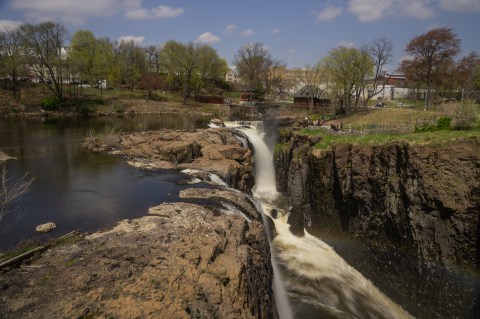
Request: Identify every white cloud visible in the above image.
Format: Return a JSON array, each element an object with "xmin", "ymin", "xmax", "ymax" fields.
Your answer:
[
  {"xmin": 286, "ymin": 48, "xmax": 296, "ymax": 54},
  {"xmin": 224, "ymin": 24, "xmax": 237, "ymax": 34},
  {"xmin": 347, "ymin": 0, "xmax": 434, "ymax": 22},
  {"xmin": 402, "ymin": 1, "xmax": 435, "ymax": 19},
  {"xmin": 347, "ymin": 0, "xmax": 393, "ymax": 22},
  {"xmin": 338, "ymin": 40, "xmax": 355, "ymax": 48},
  {"xmin": 241, "ymin": 28, "xmax": 254, "ymax": 37},
  {"xmin": 11, "ymin": 0, "xmax": 120, "ymax": 25},
  {"xmin": 439, "ymin": 0, "xmax": 480, "ymax": 12},
  {"xmin": 118, "ymin": 35, "xmax": 145, "ymax": 44},
  {"xmin": 151, "ymin": 5, "xmax": 184, "ymax": 18},
  {"xmin": 0, "ymin": 19, "xmax": 23, "ymax": 31},
  {"xmin": 271, "ymin": 28, "xmax": 281, "ymax": 34},
  {"xmin": 125, "ymin": 8, "xmax": 150, "ymax": 19},
  {"xmin": 196, "ymin": 32, "xmax": 220, "ymax": 44},
  {"xmin": 316, "ymin": 5, "xmax": 343, "ymax": 21}
]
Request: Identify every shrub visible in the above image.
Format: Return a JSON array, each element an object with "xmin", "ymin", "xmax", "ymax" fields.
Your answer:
[
  {"xmin": 436, "ymin": 116, "xmax": 452, "ymax": 129},
  {"xmin": 40, "ymin": 96, "xmax": 62, "ymax": 110},
  {"xmin": 415, "ymin": 116, "xmax": 452, "ymax": 132}
]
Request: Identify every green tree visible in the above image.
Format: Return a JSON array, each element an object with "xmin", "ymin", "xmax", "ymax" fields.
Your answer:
[
  {"xmin": 69, "ymin": 31, "xmax": 114, "ymax": 99},
  {"xmin": 160, "ymin": 41, "xmax": 225, "ymax": 105},
  {"xmin": 400, "ymin": 27, "xmax": 461, "ymax": 109},
  {"xmin": 20, "ymin": 22, "xmax": 68, "ymax": 99},
  {"xmin": 113, "ymin": 40, "xmax": 146, "ymax": 94},
  {"xmin": 160, "ymin": 41, "xmax": 198, "ymax": 106},
  {"xmin": 194, "ymin": 44, "xmax": 228, "ymax": 96},
  {"xmin": 321, "ymin": 46, "xmax": 372, "ymax": 111},
  {"xmin": 68, "ymin": 30, "xmax": 96, "ymax": 84}
]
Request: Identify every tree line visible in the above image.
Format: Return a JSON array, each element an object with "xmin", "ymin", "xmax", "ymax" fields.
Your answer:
[
  {"xmin": 1, "ymin": 21, "xmax": 478, "ymax": 109},
  {"xmin": 0, "ymin": 21, "xmax": 229, "ymax": 106}
]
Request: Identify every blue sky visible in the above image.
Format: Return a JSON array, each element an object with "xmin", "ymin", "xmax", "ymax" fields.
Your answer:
[{"xmin": 1, "ymin": 0, "xmax": 479, "ymax": 70}]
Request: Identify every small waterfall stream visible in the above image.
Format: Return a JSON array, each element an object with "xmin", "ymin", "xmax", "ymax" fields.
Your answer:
[{"xmin": 223, "ymin": 121, "xmax": 413, "ymax": 319}]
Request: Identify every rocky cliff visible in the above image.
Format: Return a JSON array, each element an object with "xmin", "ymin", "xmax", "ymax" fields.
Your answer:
[{"xmin": 275, "ymin": 129, "xmax": 480, "ymax": 268}]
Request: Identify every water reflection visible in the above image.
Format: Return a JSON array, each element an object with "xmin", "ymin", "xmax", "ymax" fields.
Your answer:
[{"xmin": 0, "ymin": 115, "xmax": 209, "ymax": 252}]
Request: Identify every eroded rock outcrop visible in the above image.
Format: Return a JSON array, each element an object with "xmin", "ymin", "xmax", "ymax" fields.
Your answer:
[
  {"xmin": 0, "ymin": 195, "xmax": 278, "ymax": 318},
  {"xmin": 83, "ymin": 129, "xmax": 254, "ymax": 192},
  {"xmin": 275, "ymin": 130, "xmax": 480, "ymax": 268}
]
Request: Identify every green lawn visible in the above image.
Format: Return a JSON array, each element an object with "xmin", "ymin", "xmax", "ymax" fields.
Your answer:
[
  {"xmin": 300, "ymin": 103, "xmax": 480, "ymax": 149},
  {"xmin": 300, "ymin": 127, "xmax": 480, "ymax": 149}
]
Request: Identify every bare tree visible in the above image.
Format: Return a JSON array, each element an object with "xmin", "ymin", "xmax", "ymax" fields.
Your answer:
[
  {"xmin": 400, "ymin": 27, "xmax": 461, "ymax": 109},
  {"xmin": 145, "ymin": 45, "xmax": 161, "ymax": 73},
  {"xmin": 455, "ymin": 52, "xmax": 480, "ymax": 101},
  {"xmin": 0, "ymin": 165, "xmax": 35, "ymax": 222},
  {"xmin": 234, "ymin": 42, "xmax": 273, "ymax": 101},
  {"xmin": 361, "ymin": 38, "xmax": 394, "ymax": 106},
  {"xmin": 20, "ymin": 22, "xmax": 68, "ymax": 99},
  {"xmin": 0, "ymin": 25, "xmax": 27, "ymax": 99},
  {"xmin": 263, "ymin": 59, "xmax": 290, "ymax": 105},
  {"xmin": 114, "ymin": 40, "xmax": 146, "ymax": 95},
  {"xmin": 294, "ymin": 64, "xmax": 324, "ymax": 108}
]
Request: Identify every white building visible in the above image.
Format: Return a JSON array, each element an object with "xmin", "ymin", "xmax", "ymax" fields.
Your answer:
[{"xmin": 225, "ymin": 69, "xmax": 238, "ymax": 83}]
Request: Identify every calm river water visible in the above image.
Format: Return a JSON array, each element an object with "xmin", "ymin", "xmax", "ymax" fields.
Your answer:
[{"xmin": 0, "ymin": 115, "xmax": 210, "ymax": 251}]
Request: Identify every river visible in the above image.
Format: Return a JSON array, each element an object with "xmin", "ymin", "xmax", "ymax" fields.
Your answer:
[{"xmin": 0, "ymin": 115, "xmax": 209, "ymax": 251}]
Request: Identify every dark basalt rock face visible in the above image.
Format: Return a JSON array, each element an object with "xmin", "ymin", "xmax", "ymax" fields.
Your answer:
[{"xmin": 275, "ymin": 130, "xmax": 480, "ymax": 268}]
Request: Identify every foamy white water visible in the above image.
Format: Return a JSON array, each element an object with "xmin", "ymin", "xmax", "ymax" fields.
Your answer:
[{"xmin": 223, "ymin": 120, "xmax": 413, "ymax": 319}]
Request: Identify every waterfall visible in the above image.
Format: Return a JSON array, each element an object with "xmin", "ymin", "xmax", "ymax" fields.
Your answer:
[
  {"xmin": 224, "ymin": 121, "xmax": 293, "ymax": 319},
  {"xmin": 225, "ymin": 120, "xmax": 413, "ymax": 319}
]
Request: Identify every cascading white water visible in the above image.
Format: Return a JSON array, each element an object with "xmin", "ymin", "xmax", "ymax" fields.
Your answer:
[
  {"xmin": 224, "ymin": 121, "xmax": 294, "ymax": 319},
  {"xmin": 225, "ymin": 120, "xmax": 413, "ymax": 319}
]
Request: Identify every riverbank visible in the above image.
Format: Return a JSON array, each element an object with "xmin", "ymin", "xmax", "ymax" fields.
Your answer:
[
  {"xmin": 0, "ymin": 125, "xmax": 278, "ymax": 318},
  {"xmin": 0, "ymin": 193, "xmax": 277, "ymax": 318}
]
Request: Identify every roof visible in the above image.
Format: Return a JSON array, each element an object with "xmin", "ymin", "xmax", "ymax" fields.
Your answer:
[{"xmin": 294, "ymin": 85, "xmax": 324, "ymax": 99}]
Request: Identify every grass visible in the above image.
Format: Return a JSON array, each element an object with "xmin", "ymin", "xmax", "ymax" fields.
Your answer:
[
  {"xmin": 299, "ymin": 103, "xmax": 480, "ymax": 150},
  {"xmin": 300, "ymin": 127, "xmax": 480, "ymax": 149},
  {"xmin": 337, "ymin": 104, "xmax": 475, "ymax": 129}
]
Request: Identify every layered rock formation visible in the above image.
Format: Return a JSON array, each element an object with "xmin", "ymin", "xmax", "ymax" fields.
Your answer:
[
  {"xmin": 83, "ymin": 128, "xmax": 254, "ymax": 192},
  {"xmin": 0, "ymin": 190, "xmax": 278, "ymax": 319},
  {"xmin": 275, "ymin": 129, "xmax": 480, "ymax": 268}
]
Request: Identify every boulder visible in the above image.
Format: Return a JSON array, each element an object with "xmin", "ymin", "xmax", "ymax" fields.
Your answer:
[{"xmin": 35, "ymin": 222, "xmax": 56, "ymax": 233}]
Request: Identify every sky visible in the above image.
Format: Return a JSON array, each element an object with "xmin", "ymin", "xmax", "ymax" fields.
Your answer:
[{"xmin": 1, "ymin": 0, "xmax": 479, "ymax": 70}]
